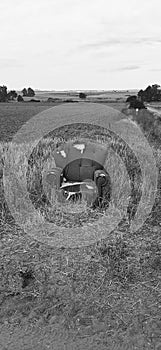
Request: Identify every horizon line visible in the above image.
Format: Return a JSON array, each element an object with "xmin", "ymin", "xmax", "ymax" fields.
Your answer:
[{"xmin": 12, "ymin": 88, "xmax": 140, "ymax": 92}]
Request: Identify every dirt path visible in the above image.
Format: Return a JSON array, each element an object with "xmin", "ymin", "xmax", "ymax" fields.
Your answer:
[{"xmin": 147, "ymin": 105, "xmax": 161, "ymax": 117}]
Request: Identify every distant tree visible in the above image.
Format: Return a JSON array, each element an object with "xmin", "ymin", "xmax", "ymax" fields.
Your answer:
[
  {"xmin": 129, "ymin": 99, "xmax": 146, "ymax": 109},
  {"xmin": 7, "ymin": 90, "xmax": 17, "ymax": 100},
  {"xmin": 152, "ymin": 84, "xmax": 160, "ymax": 90},
  {"xmin": 151, "ymin": 84, "xmax": 161, "ymax": 101},
  {"xmin": 138, "ymin": 89, "xmax": 144, "ymax": 101},
  {"xmin": 79, "ymin": 92, "xmax": 87, "ymax": 99},
  {"xmin": 144, "ymin": 85, "xmax": 153, "ymax": 102},
  {"xmin": 22, "ymin": 88, "xmax": 28, "ymax": 97},
  {"xmin": 0, "ymin": 86, "xmax": 8, "ymax": 102},
  {"xmin": 27, "ymin": 87, "xmax": 35, "ymax": 97},
  {"xmin": 126, "ymin": 95, "xmax": 137, "ymax": 103},
  {"xmin": 138, "ymin": 84, "xmax": 161, "ymax": 102},
  {"xmin": 17, "ymin": 95, "xmax": 24, "ymax": 102}
]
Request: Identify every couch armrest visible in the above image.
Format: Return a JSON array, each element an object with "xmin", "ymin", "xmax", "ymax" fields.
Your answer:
[
  {"xmin": 45, "ymin": 167, "xmax": 63, "ymax": 189},
  {"xmin": 94, "ymin": 169, "xmax": 108, "ymax": 187}
]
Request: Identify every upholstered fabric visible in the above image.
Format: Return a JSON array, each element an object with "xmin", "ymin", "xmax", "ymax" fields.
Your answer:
[
  {"xmin": 45, "ymin": 167, "xmax": 63, "ymax": 188},
  {"xmin": 53, "ymin": 140, "xmax": 108, "ymax": 171},
  {"xmin": 63, "ymin": 158, "xmax": 104, "ymax": 182},
  {"xmin": 45, "ymin": 140, "xmax": 110, "ymax": 205},
  {"xmin": 64, "ymin": 159, "xmax": 81, "ymax": 182}
]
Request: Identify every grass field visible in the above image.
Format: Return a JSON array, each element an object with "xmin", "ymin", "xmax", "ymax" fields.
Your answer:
[
  {"xmin": 0, "ymin": 100, "xmax": 161, "ymax": 350},
  {"xmin": 31, "ymin": 89, "xmax": 139, "ymax": 102},
  {"xmin": 0, "ymin": 102, "xmax": 61, "ymax": 142}
]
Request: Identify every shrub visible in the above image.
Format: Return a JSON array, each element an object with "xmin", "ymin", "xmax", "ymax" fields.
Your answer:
[
  {"xmin": 126, "ymin": 95, "xmax": 137, "ymax": 103},
  {"xmin": 79, "ymin": 92, "xmax": 87, "ymax": 99},
  {"xmin": 28, "ymin": 99, "xmax": 40, "ymax": 103},
  {"xmin": 17, "ymin": 95, "xmax": 24, "ymax": 102},
  {"xmin": 129, "ymin": 100, "xmax": 146, "ymax": 109},
  {"xmin": 0, "ymin": 86, "xmax": 8, "ymax": 102}
]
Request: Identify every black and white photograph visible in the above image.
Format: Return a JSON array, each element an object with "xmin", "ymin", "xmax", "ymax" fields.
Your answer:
[{"xmin": 0, "ymin": 1, "xmax": 161, "ymax": 349}]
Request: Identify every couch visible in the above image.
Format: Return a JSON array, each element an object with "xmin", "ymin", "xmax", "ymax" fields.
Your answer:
[{"xmin": 43, "ymin": 140, "xmax": 109, "ymax": 206}]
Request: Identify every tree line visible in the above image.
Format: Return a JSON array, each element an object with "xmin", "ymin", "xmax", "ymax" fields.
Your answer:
[
  {"xmin": 1, "ymin": 84, "xmax": 160, "ymax": 104},
  {"xmin": 138, "ymin": 84, "xmax": 161, "ymax": 102},
  {"xmin": 0, "ymin": 86, "xmax": 35, "ymax": 102},
  {"xmin": 126, "ymin": 84, "xmax": 161, "ymax": 109}
]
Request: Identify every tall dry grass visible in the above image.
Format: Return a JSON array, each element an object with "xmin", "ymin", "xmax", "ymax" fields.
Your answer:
[
  {"xmin": 0, "ymin": 115, "xmax": 161, "ymax": 349},
  {"xmin": 0, "ymin": 126, "xmax": 156, "ymax": 231}
]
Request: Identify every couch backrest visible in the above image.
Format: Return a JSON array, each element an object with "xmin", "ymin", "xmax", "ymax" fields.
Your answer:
[{"xmin": 53, "ymin": 140, "xmax": 108, "ymax": 170}]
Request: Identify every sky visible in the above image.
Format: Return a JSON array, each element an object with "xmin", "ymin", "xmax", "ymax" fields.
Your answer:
[{"xmin": 0, "ymin": 0, "xmax": 161, "ymax": 90}]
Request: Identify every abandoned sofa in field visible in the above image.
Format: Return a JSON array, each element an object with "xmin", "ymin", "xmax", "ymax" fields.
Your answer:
[{"xmin": 43, "ymin": 140, "xmax": 110, "ymax": 206}]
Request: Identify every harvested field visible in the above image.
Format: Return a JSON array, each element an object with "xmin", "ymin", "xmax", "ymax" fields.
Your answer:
[{"xmin": 0, "ymin": 102, "xmax": 62, "ymax": 142}]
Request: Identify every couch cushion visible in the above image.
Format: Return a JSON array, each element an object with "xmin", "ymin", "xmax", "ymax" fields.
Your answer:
[
  {"xmin": 63, "ymin": 159, "xmax": 81, "ymax": 181},
  {"xmin": 80, "ymin": 165, "xmax": 96, "ymax": 181},
  {"xmin": 80, "ymin": 158, "xmax": 93, "ymax": 167}
]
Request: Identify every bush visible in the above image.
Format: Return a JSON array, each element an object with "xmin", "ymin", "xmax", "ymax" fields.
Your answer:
[
  {"xmin": 129, "ymin": 100, "xmax": 146, "ymax": 109},
  {"xmin": 126, "ymin": 95, "xmax": 137, "ymax": 103},
  {"xmin": 64, "ymin": 99, "xmax": 76, "ymax": 103},
  {"xmin": 47, "ymin": 97, "xmax": 60, "ymax": 103},
  {"xmin": 0, "ymin": 86, "xmax": 8, "ymax": 102},
  {"xmin": 28, "ymin": 99, "xmax": 40, "ymax": 103},
  {"xmin": 22, "ymin": 87, "xmax": 35, "ymax": 97},
  {"xmin": 7, "ymin": 90, "xmax": 17, "ymax": 101},
  {"xmin": 79, "ymin": 92, "xmax": 87, "ymax": 99},
  {"xmin": 17, "ymin": 95, "xmax": 24, "ymax": 102},
  {"xmin": 27, "ymin": 88, "xmax": 35, "ymax": 97}
]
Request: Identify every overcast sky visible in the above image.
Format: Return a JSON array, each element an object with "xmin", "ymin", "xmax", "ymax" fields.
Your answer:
[{"xmin": 0, "ymin": 0, "xmax": 161, "ymax": 90}]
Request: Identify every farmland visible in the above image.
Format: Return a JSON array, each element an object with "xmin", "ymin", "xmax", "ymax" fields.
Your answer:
[
  {"xmin": 0, "ymin": 102, "xmax": 60, "ymax": 142},
  {"xmin": 0, "ymin": 101, "xmax": 127, "ymax": 142},
  {"xmin": 0, "ymin": 98, "xmax": 161, "ymax": 350}
]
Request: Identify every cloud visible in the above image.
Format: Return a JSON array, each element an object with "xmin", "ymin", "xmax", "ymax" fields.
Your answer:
[
  {"xmin": 0, "ymin": 58, "xmax": 23, "ymax": 69},
  {"xmin": 81, "ymin": 39, "xmax": 121, "ymax": 49},
  {"xmin": 80, "ymin": 37, "xmax": 161, "ymax": 51},
  {"xmin": 150, "ymin": 67, "xmax": 161, "ymax": 72},
  {"xmin": 113, "ymin": 65, "xmax": 140, "ymax": 72}
]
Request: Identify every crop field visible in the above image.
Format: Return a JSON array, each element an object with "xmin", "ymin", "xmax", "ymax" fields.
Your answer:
[
  {"xmin": 33, "ymin": 89, "xmax": 138, "ymax": 102},
  {"xmin": 0, "ymin": 102, "xmax": 63, "ymax": 142},
  {"xmin": 0, "ymin": 101, "xmax": 127, "ymax": 142},
  {"xmin": 0, "ymin": 101, "xmax": 161, "ymax": 350}
]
